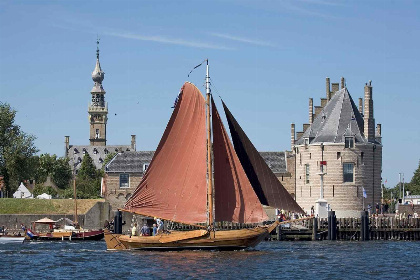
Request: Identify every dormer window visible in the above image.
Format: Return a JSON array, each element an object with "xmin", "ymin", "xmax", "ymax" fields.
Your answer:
[
  {"xmin": 73, "ymin": 148, "xmax": 78, "ymax": 154},
  {"xmin": 304, "ymin": 138, "xmax": 309, "ymax": 146},
  {"xmin": 82, "ymin": 148, "xmax": 87, "ymax": 155},
  {"xmin": 104, "ymin": 148, "xmax": 109, "ymax": 154},
  {"xmin": 345, "ymin": 137, "xmax": 354, "ymax": 148},
  {"xmin": 93, "ymin": 148, "xmax": 98, "ymax": 154},
  {"xmin": 99, "ymin": 158, "xmax": 103, "ymax": 163},
  {"xmin": 143, "ymin": 163, "xmax": 149, "ymax": 172}
]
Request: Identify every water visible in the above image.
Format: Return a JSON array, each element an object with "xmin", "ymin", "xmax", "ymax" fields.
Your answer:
[{"xmin": 1, "ymin": 240, "xmax": 418, "ymax": 280}]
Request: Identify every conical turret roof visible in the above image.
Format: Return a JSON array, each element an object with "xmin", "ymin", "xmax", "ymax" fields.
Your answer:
[
  {"xmin": 296, "ymin": 88, "xmax": 365, "ymax": 145},
  {"xmin": 91, "ymin": 41, "xmax": 105, "ymax": 93}
]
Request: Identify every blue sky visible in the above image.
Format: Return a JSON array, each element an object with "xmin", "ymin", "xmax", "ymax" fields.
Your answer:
[{"xmin": 1, "ymin": 0, "xmax": 419, "ymax": 188}]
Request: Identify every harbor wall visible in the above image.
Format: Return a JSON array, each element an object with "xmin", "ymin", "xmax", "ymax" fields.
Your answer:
[{"xmin": 0, "ymin": 201, "xmax": 112, "ymax": 232}]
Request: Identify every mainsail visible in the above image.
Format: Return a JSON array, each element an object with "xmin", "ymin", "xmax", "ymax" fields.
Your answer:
[
  {"xmin": 212, "ymin": 98, "xmax": 268, "ymax": 223},
  {"xmin": 125, "ymin": 83, "xmax": 208, "ymax": 224},
  {"xmin": 222, "ymin": 101, "xmax": 304, "ymax": 213}
]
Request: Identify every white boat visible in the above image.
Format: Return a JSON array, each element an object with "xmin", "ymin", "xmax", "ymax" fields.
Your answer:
[{"xmin": 0, "ymin": 235, "xmax": 25, "ymax": 244}]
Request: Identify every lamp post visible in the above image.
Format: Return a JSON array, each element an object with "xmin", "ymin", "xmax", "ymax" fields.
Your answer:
[{"xmin": 315, "ymin": 143, "xmax": 328, "ymax": 218}]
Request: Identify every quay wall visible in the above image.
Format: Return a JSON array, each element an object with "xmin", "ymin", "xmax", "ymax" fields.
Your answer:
[{"xmin": 0, "ymin": 202, "xmax": 112, "ymax": 232}]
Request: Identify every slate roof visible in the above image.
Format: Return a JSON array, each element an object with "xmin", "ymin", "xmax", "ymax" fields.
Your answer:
[
  {"xmin": 259, "ymin": 152, "xmax": 287, "ymax": 173},
  {"xmin": 105, "ymin": 151, "xmax": 287, "ymax": 174},
  {"xmin": 68, "ymin": 145, "xmax": 133, "ymax": 171},
  {"xmin": 296, "ymin": 88, "xmax": 366, "ymax": 145},
  {"xmin": 105, "ymin": 151, "xmax": 155, "ymax": 173}
]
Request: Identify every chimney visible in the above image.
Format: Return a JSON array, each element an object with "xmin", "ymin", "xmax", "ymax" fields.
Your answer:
[
  {"xmin": 340, "ymin": 77, "xmax": 345, "ymax": 89},
  {"xmin": 65, "ymin": 136, "xmax": 70, "ymax": 157},
  {"xmin": 358, "ymin": 98, "xmax": 363, "ymax": 115},
  {"xmin": 309, "ymin": 98, "xmax": 313, "ymax": 124},
  {"xmin": 326, "ymin": 77, "xmax": 331, "ymax": 100},
  {"xmin": 131, "ymin": 135, "xmax": 136, "ymax": 151},
  {"xmin": 331, "ymin": 83, "xmax": 339, "ymax": 94},
  {"xmin": 291, "ymin": 123, "xmax": 295, "ymax": 151},
  {"xmin": 376, "ymin": 124, "xmax": 382, "ymax": 144},
  {"xmin": 376, "ymin": 124, "xmax": 381, "ymax": 136},
  {"xmin": 363, "ymin": 81, "xmax": 375, "ymax": 142}
]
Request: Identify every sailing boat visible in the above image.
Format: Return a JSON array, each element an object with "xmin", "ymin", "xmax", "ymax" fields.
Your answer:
[
  {"xmin": 26, "ymin": 175, "xmax": 104, "ymax": 241},
  {"xmin": 105, "ymin": 61, "xmax": 302, "ymax": 250}
]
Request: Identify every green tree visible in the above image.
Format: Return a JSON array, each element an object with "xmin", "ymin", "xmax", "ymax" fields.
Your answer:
[
  {"xmin": 32, "ymin": 184, "xmax": 58, "ymax": 197},
  {"xmin": 69, "ymin": 154, "xmax": 102, "ymax": 198},
  {"xmin": 407, "ymin": 160, "xmax": 420, "ymax": 195},
  {"xmin": 102, "ymin": 152, "xmax": 116, "ymax": 169},
  {"xmin": 51, "ymin": 157, "xmax": 72, "ymax": 189},
  {"xmin": 0, "ymin": 102, "xmax": 38, "ymax": 196},
  {"xmin": 32, "ymin": 153, "xmax": 72, "ymax": 190},
  {"xmin": 78, "ymin": 153, "xmax": 97, "ymax": 180}
]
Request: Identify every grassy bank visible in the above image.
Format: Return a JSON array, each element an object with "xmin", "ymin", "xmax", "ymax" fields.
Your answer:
[{"xmin": 0, "ymin": 198, "xmax": 104, "ymax": 214}]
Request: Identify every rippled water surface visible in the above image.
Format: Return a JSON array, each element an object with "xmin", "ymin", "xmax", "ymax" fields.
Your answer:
[{"xmin": 1, "ymin": 240, "xmax": 418, "ymax": 279}]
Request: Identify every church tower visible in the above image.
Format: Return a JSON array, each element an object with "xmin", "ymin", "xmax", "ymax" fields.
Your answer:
[{"xmin": 88, "ymin": 39, "xmax": 108, "ymax": 146}]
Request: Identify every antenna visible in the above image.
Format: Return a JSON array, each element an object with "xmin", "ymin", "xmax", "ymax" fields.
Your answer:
[{"xmin": 206, "ymin": 59, "xmax": 210, "ymax": 95}]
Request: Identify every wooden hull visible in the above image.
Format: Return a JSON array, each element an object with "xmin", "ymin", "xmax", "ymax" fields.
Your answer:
[
  {"xmin": 29, "ymin": 230, "xmax": 104, "ymax": 241},
  {"xmin": 105, "ymin": 223, "xmax": 278, "ymax": 251}
]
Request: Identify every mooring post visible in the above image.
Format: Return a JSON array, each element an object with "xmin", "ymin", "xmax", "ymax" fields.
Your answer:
[
  {"xmin": 364, "ymin": 211, "xmax": 370, "ymax": 240},
  {"xmin": 360, "ymin": 211, "xmax": 369, "ymax": 241},
  {"xmin": 277, "ymin": 225, "xmax": 282, "ymax": 241},
  {"xmin": 312, "ymin": 217, "xmax": 318, "ymax": 241},
  {"xmin": 327, "ymin": 213, "xmax": 332, "ymax": 240},
  {"xmin": 327, "ymin": 211, "xmax": 336, "ymax": 240},
  {"xmin": 114, "ymin": 210, "xmax": 123, "ymax": 234}
]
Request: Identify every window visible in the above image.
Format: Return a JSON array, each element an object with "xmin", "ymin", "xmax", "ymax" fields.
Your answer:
[
  {"xmin": 143, "ymin": 164, "xmax": 149, "ymax": 172},
  {"xmin": 120, "ymin": 174, "xmax": 129, "ymax": 188},
  {"xmin": 345, "ymin": 137, "xmax": 354, "ymax": 148},
  {"xmin": 304, "ymin": 138, "xmax": 309, "ymax": 146},
  {"xmin": 95, "ymin": 129, "xmax": 100, "ymax": 139},
  {"xmin": 305, "ymin": 164, "xmax": 310, "ymax": 184},
  {"xmin": 343, "ymin": 163, "xmax": 354, "ymax": 182}
]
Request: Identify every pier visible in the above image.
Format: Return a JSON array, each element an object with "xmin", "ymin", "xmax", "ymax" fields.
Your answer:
[
  {"xmin": 271, "ymin": 213, "xmax": 420, "ymax": 241},
  {"xmin": 161, "ymin": 214, "xmax": 420, "ymax": 241}
]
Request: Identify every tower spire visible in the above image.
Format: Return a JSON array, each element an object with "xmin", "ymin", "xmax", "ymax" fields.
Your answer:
[{"xmin": 88, "ymin": 38, "xmax": 107, "ymax": 146}]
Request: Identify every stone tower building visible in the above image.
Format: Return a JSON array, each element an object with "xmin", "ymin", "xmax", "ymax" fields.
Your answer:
[
  {"xmin": 291, "ymin": 77, "xmax": 382, "ymax": 217},
  {"xmin": 65, "ymin": 41, "xmax": 135, "ymax": 172},
  {"xmin": 88, "ymin": 40, "xmax": 108, "ymax": 146}
]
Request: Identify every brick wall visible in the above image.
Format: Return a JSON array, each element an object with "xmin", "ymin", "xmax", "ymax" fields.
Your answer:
[{"xmin": 104, "ymin": 173, "xmax": 143, "ymax": 209}]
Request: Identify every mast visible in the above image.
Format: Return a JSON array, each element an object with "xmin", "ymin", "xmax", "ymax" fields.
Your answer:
[
  {"xmin": 206, "ymin": 59, "xmax": 214, "ymax": 228},
  {"xmin": 73, "ymin": 175, "xmax": 78, "ymax": 226}
]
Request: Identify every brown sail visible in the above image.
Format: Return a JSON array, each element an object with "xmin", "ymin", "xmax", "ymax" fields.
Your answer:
[
  {"xmin": 212, "ymin": 97, "xmax": 268, "ymax": 223},
  {"xmin": 222, "ymin": 101, "xmax": 304, "ymax": 213},
  {"xmin": 125, "ymin": 82, "xmax": 208, "ymax": 224}
]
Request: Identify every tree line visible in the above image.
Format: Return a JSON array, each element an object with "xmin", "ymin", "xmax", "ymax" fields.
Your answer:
[
  {"xmin": 1, "ymin": 101, "xmax": 420, "ymax": 199},
  {"xmin": 0, "ymin": 102, "xmax": 108, "ymax": 198}
]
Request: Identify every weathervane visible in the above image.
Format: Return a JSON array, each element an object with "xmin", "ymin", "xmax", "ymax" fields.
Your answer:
[{"xmin": 96, "ymin": 35, "xmax": 100, "ymax": 59}]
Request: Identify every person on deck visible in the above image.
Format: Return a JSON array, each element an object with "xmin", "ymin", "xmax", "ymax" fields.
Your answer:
[
  {"xmin": 152, "ymin": 224, "xmax": 158, "ymax": 236},
  {"xmin": 140, "ymin": 224, "xmax": 150, "ymax": 236},
  {"xmin": 131, "ymin": 223, "xmax": 137, "ymax": 237},
  {"xmin": 156, "ymin": 218, "xmax": 164, "ymax": 234}
]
